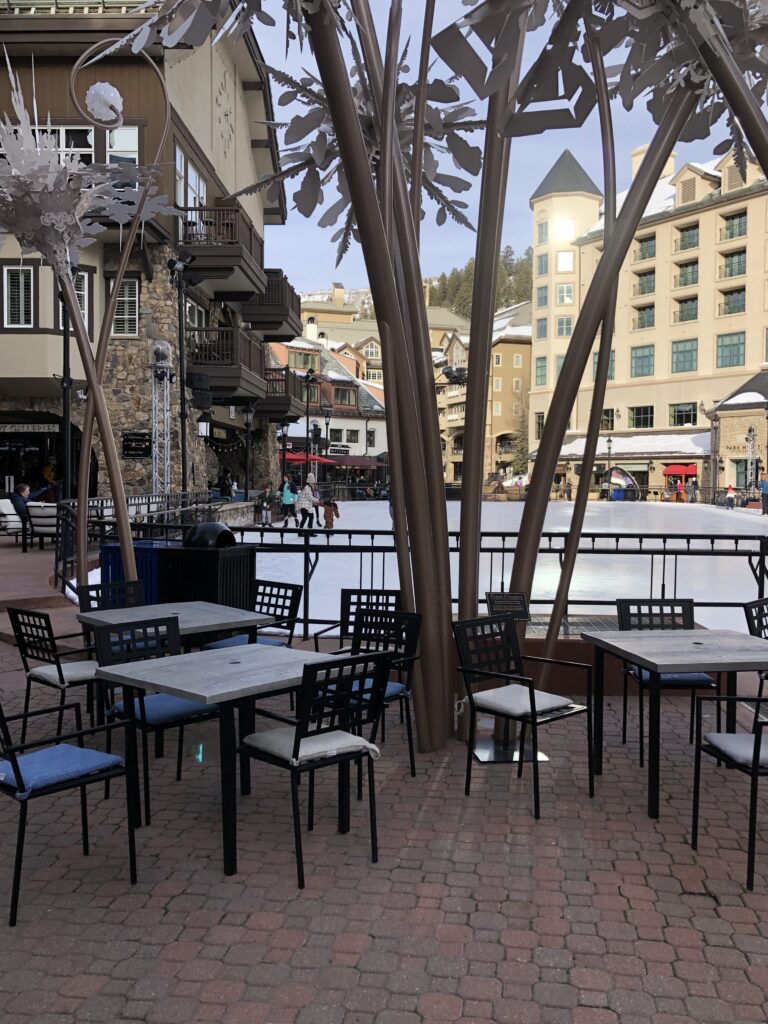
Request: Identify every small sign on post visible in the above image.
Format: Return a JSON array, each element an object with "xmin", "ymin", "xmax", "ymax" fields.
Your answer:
[
  {"xmin": 122, "ymin": 432, "xmax": 153, "ymax": 459},
  {"xmin": 485, "ymin": 591, "xmax": 530, "ymax": 621}
]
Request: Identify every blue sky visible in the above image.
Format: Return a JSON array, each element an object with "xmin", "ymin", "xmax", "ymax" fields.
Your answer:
[{"xmin": 259, "ymin": 2, "xmax": 722, "ymax": 292}]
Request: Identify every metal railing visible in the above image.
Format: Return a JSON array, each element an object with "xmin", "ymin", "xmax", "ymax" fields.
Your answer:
[
  {"xmin": 631, "ymin": 315, "xmax": 655, "ymax": 330},
  {"xmin": 187, "ymin": 327, "xmax": 264, "ymax": 376},
  {"xmin": 673, "ymin": 308, "xmax": 698, "ymax": 323},
  {"xmin": 632, "ymin": 246, "xmax": 655, "ymax": 262},
  {"xmin": 718, "ymin": 298, "xmax": 746, "ymax": 316},
  {"xmin": 720, "ymin": 222, "xmax": 747, "ymax": 241},
  {"xmin": 718, "ymin": 262, "xmax": 746, "ymax": 279},
  {"xmin": 264, "ymin": 366, "xmax": 306, "ymax": 402},
  {"xmin": 177, "ymin": 205, "xmax": 264, "ymax": 265},
  {"xmin": 674, "ymin": 234, "xmax": 699, "ymax": 251},
  {"xmin": 632, "ymin": 280, "xmax": 655, "ymax": 296},
  {"xmin": 673, "ymin": 273, "xmax": 698, "ymax": 288},
  {"xmin": 248, "ymin": 269, "xmax": 302, "ymax": 317}
]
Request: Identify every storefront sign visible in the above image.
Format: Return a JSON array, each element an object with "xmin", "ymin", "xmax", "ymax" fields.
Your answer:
[
  {"xmin": 0, "ymin": 423, "xmax": 59, "ymax": 433},
  {"xmin": 328, "ymin": 445, "xmax": 350, "ymax": 455},
  {"xmin": 213, "ymin": 427, "xmax": 229, "ymax": 440},
  {"xmin": 122, "ymin": 432, "xmax": 153, "ymax": 459},
  {"xmin": 485, "ymin": 591, "xmax": 530, "ymax": 621}
]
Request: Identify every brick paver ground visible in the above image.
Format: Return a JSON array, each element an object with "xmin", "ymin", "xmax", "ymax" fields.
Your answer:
[{"xmin": 0, "ymin": 537, "xmax": 766, "ymax": 1022}]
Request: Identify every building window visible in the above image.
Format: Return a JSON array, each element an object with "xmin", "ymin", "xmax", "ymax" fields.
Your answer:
[
  {"xmin": 630, "ymin": 344, "xmax": 654, "ymax": 377},
  {"xmin": 287, "ymin": 352, "xmax": 318, "ymax": 370},
  {"xmin": 636, "ymin": 235, "xmax": 656, "ymax": 260},
  {"xmin": 536, "ymin": 286, "xmax": 548, "ymax": 308},
  {"xmin": 535, "ymin": 412, "xmax": 545, "ymax": 440},
  {"xmin": 635, "ymin": 270, "xmax": 655, "ymax": 295},
  {"xmin": 677, "ymin": 223, "xmax": 699, "ymax": 250},
  {"xmin": 513, "ymin": 378, "xmax": 521, "ymax": 391},
  {"xmin": 363, "ymin": 340, "xmax": 380, "ymax": 358},
  {"xmin": 535, "ymin": 356, "xmax": 547, "ymax": 386},
  {"xmin": 556, "ymin": 251, "xmax": 574, "ymax": 273},
  {"xmin": 600, "ymin": 408, "xmax": 614, "ymax": 430},
  {"xmin": 185, "ymin": 298, "xmax": 207, "ymax": 329},
  {"xmin": 366, "ymin": 429, "xmax": 376, "ymax": 448},
  {"xmin": 722, "ymin": 249, "xmax": 746, "ymax": 278},
  {"xmin": 628, "ymin": 405, "xmax": 654, "ymax": 429},
  {"xmin": 633, "ymin": 305, "xmax": 655, "ymax": 330},
  {"xmin": 111, "ymin": 279, "xmax": 139, "ymax": 336},
  {"xmin": 676, "ymin": 297, "xmax": 698, "ymax": 323},
  {"xmin": 334, "ymin": 387, "xmax": 355, "ymax": 406},
  {"xmin": 675, "ymin": 260, "xmax": 698, "ymax": 288},
  {"xmin": 536, "ymin": 318, "xmax": 547, "ymax": 339},
  {"xmin": 556, "ymin": 283, "xmax": 573, "ymax": 305},
  {"xmin": 556, "ymin": 316, "xmax": 573, "ymax": 337},
  {"xmin": 513, "ymin": 353, "xmax": 522, "ymax": 367},
  {"xmin": 592, "ymin": 350, "xmax": 615, "ymax": 381},
  {"xmin": 493, "ymin": 376, "xmax": 502, "ymax": 391},
  {"xmin": 555, "ymin": 355, "xmax": 565, "ymax": 379},
  {"xmin": 329, "ymin": 428, "xmax": 343, "ymax": 443},
  {"xmin": 716, "ymin": 331, "xmax": 746, "ymax": 367},
  {"xmin": 365, "ymin": 369, "xmax": 383, "ymax": 381},
  {"xmin": 175, "ymin": 145, "xmax": 207, "ymax": 207},
  {"xmin": 494, "ymin": 353, "xmax": 502, "ymax": 367},
  {"xmin": 58, "ymin": 270, "xmax": 88, "ymax": 331},
  {"xmin": 536, "ymin": 253, "xmax": 548, "ymax": 276},
  {"xmin": 722, "ymin": 211, "xmax": 747, "ymax": 240},
  {"xmin": 3, "ymin": 267, "xmax": 32, "ymax": 328},
  {"xmin": 537, "ymin": 221, "xmax": 548, "ymax": 245},
  {"xmin": 719, "ymin": 288, "xmax": 746, "ymax": 316},
  {"xmin": 671, "ymin": 338, "xmax": 698, "ymax": 373},
  {"xmin": 493, "ymin": 402, "xmax": 501, "ymax": 416},
  {"xmin": 346, "ymin": 429, "xmax": 359, "ymax": 444},
  {"xmin": 42, "ymin": 126, "xmax": 94, "ymax": 164},
  {"xmin": 107, "ymin": 125, "xmax": 139, "ymax": 171},
  {"xmin": 669, "ymin": 402, "xmax": 697, "ymax": 427}
]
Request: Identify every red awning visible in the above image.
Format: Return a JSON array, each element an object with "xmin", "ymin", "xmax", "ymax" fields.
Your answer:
[
  {"xmin": 662, "ymin": 463, "xmax": 698, "ymax": 476},
  {"xmin": 284, "ymin": 451, "xmax": 336, "ymax": 465}
]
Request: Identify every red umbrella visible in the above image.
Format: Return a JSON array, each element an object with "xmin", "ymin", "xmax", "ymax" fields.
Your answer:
[{"xmin": 284, "ymin": 451, "xmax": 336, "ymax": 465}]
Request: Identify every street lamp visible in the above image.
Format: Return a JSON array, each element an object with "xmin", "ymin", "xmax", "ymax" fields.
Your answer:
[
  {"xmin": 243, "ymin": 404, "xmax": 255, "ymax": 500},
  {"xmin": 276, "ymin": 418, "xmax": 289, "ymax": 480},
  {"xmin": 606, "ymin": 434, "xmax": 613, "ymax": 476},
  {"xmin": 304, "ymin": 368, "xmax": 317, "ymax": 482},
  {"xmin": 167, "ymin": 254, "xmax": 196, "ymax": 493},
  {"xmin": 711, "ymin": 415, "xmax": 720, "ymax": 502},
  {"xmin": 323, "ymin": 403, "xmax": 332, "ymax": 482}
]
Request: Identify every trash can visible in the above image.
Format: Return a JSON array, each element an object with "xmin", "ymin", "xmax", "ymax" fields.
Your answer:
[
  {"xmin": 100, "ymin": 539, "xmax": 180, "ymax": 604},
  {"xmin": 611, "ymin": 487, "xmax": 625, "ymax": 501},
  {"xmin": 158, "ymin": 544, "xmax": 257, "ymax": 609}
]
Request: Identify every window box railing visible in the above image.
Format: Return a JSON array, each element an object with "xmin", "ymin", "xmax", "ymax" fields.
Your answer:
[
  {"xmin": 673, "ymin": 272, "xmax": 699, "ymax": 288},
  {"xmin": 674, "ymin": 234, "xmax": 699, "ymax": 251},
  {"xmin": 186, "ymin": 327, "xmax": 264, "ymax": 377},
  {"xmin": 673, "ymin": 308, "xmax": 698, "ymax": 324},
  {"xmin": 718, "ymin": 299, "xmax": 746, "ymax": 316},
  {"xmin": 264, "ymin": 366, "xmax": 305, "ymax": 402},
  {"xmin": 177, "ymin": 204, "xmax": 264, "ymax": 266},
  {"xmin": 718, "ymin": 262, "xmax": 746, "ymax": 280},
  {"xmin": 632, "ymin": 280, "xmax": 655, "ymax": 296},
  {"xmin": 720, "ymin": 222, "xmax": 747, "ymax": 241},
  {"xmin": 632, "ymin": 315, "xmax": 655, "ymax": 330},
  {"xmin": 632, "ymin": 246, "xmax": 656, "ymax": 262}
]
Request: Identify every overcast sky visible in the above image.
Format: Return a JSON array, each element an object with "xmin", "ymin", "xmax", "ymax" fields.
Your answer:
[{"xmin": 259, "ymin": 3, "xmax": 723, "ymax": 293}]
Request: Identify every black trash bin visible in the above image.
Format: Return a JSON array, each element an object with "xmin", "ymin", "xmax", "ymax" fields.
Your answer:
[{"xmin": 159, "ymin": 543, "xmax": 256, "ymax": 609}]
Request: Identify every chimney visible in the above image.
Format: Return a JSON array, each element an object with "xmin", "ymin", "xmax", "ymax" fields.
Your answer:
[
  {"xmin": 305, "ymin": 320, "xmax": 318, "ymax": 341},
  {"xmin": 423, "ymin": 280, "xmax": 431, "ymax": 307},
  {"xmin": 331, "ymin": 282, "xmax": 345, "ymax": 305},
  {"xmin": 631, "ymin": 143, "xmax": 676, "ymax": 180}
]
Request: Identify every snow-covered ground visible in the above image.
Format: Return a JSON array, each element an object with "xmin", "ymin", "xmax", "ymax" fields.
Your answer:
[{"xmin": 244, "ymin": 500, "xmax": 768, "ymax": 634}]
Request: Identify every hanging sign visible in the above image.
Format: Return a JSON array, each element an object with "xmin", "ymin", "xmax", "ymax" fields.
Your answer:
[
  {"xmin": 0, "ymin": 423, "xmax": 59, "ymax": 433},
  {"xmin": 122, "ymin": 432, "xmax": 153, "ymax": 458}
]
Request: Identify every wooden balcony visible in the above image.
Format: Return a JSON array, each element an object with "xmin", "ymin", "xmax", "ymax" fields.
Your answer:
[
  {"xmin": 186, "ymin": 327, "xmax": 267, "ymax": 401},
  {"xmin": 241, "ymin": 270, "xmax": 303, "ymax": 341},
  {"xmin": 255, "ymin": 367, "xmax": 306, "ymax": 421},
  {"xmin": 177, "ymin": 205, "xmax": 266, "ymax": 299}
]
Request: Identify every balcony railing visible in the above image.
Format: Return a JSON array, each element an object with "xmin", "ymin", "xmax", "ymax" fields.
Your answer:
[
  {"xmin": 673, "ymin": 309, "xmax": 698, "ymax": 323},
  {"xmin": 718, "ymin": 262, "xmax": 746, "ymax": 279},
  {"xmin": 264, "ymin": 367, "xmax": 305, "ymax": 403},
  {"xmin": 632, "ymin": 246, "xmax": 655, "ymax": 262},
  {"xmin": 186, "ymin": 327, "xmax": 264, "ymax": 377},
  {"xmin": 632, "ymin": 315, "xmax": 655, "ymax": 330},
  {"xmin": 451, "ymin": 447, "xmax": 464, "ymax": 456},
  {"xmin": 263, "ymin": 269, "xmax": 301, "ymax": 316},
  {"xmin": 674, "ymin": 234, "xmax": 699, "ymax": 251},
  {"xmin": 632, "ymin": 280, "xmax": 656, "ymax": 296},
  {"xmin": 673, "ymin": 272, "xmax": 699, "ymax": 288},
  {"xmin": 177, "ymin": 205, "xmax": 264, "ymax": 265},
  {"xmin": 720, "ymin": 222, "xmax": 747, "ymax": 241},
  {"xmin": 719, "ymin": 299, "xmax": 746, "ymax": 316}
]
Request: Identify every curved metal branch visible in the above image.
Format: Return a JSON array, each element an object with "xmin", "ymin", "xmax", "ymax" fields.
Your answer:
[
  {"xmin": 543, "ymin": 2, "xmax": 617, "ymax": 655},
  {"xmin": 409, "ymin": 0, "xmax": 436, "ymax": 243}
]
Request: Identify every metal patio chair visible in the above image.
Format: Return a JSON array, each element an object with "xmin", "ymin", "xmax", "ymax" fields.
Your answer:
[
  {"xmin": 313, "ymin": 588, "xmax": 402, "ymax": 652},
  {"xmin": 203, "ymin": 579, "xmax": 303, "ymax": 650},
  {"xmin": 744, "ymin": 598, "xmax": 768, "ymax": 716}
]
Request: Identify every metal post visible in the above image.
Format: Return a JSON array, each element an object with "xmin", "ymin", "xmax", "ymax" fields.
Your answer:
[
  {"xmin": 60, "ymin": 295, "xmax": 72, "ymax": 499},
  {"xmin": 176, "ymin": 274, "xmax": 188, "ymax": 494},
  {"xmin": 280, "ymin": 420, "xmax": 288, "ymax": 480},
  {"xmin": 304, "ymin": 370, "xmax": 315, "ymax": 484},
  {"xmin": 712, "ymin": 417, "xmax": 720, "ymax": 503}
]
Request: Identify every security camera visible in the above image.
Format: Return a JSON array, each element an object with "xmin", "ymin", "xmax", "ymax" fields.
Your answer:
[{"xmin": 167, "ymin": 255, "xmax": 196, "ymax": 275}]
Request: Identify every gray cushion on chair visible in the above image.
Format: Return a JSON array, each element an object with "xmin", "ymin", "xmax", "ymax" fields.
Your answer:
[
  {"xmin": 631, "ymin": 667, "xmax": 715, "ymax": 687},
  {"xmin": 243, "ymin": 726, "xmax": 380, "ymax": 766},
  {"xmin": 703, "ymin": 732, "xmax": 768, "ymax": 767},
  {"xmin": 468, "ymin": 684, "xmax": 572, "ymax": 717},
  {"xmin": 29, "ymin": 661, "xmax": 98, "ymax": 686}
]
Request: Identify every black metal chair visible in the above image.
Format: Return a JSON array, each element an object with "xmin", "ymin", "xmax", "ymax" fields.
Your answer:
[
  {"xmin": 241, "ymin": 652, "xmax": 391, "ymax": 888},
  {"xmin": 8, "ymin": 607, "xmax": 98, "ymax": 743},
  {"xmin": 616, "ymin": 599, "xmax": 721, "ymax": 763},
  {"xmin": 692, "ymin": 695, "xmax": 768, "ymax": 889},
  {"xmin": 313, "ymin": 588, "xmax": 402, "ymax": 652},
  {"xmin": 203, "ymin": 579, "xmax": 304, "ymax": 650},
  {"xmin": 453, "ymin": 613, "xmax": 593, "ymax": 818},
  {"xmin": 76, "ymin": 579, "xmax": 146, "ymax": 614},
  {"xmin": 94, "ymin": 617, "xmax": 219, "ymax": 826},
  {"xmin": 0, "ymin": 697, "xmax": 137, "ymax": 925},
  {"xmin": 485, "ymin": 591, "xmax": 531, "ymax": 622},
  {"xmin": 744, "ymin": 598, "xmax": 768, "ymax": 715}
]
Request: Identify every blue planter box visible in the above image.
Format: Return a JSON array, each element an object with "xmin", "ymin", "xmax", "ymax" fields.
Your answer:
[{"xmin": 100, "ymin": 540, "xmax": 181, "ymax": 604}]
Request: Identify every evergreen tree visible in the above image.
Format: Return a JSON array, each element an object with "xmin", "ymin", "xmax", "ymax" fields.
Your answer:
[{"xmin": 428, "ymin": 247, "xmax": 532, "ymax": 318}]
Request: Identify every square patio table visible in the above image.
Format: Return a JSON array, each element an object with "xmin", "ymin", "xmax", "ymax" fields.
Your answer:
[
  {"xmin": 581, "ymin": 628, "xmax": 768, "ymax": 818},
  {"xmin": 78, "ymin": 600, "xmax": 273, "ymax": 647},
  {"xmin": 96, "ymin": 643, "xmax": 331, "ymax": 875}
]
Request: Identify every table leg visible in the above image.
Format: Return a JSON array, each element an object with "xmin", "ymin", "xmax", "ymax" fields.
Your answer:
[
  {"xmin": 648, "ymin": 671, "xmax": 661, "ymax": 819},
  {"xmin": 726, "ymin": 670, "xmax": 737, "ymax": 732},
  {"xmin": 239, "ymin": 698, "xmax": 255, "ymax": 796},
  {"xmin": 594, "ymin": 646, "xmax": 604, "ymax": 776},
  {"xmin": 123, "ymin": 684, "xmax": 142, "ymax": 830},
  {"xmin": 338, "ymin": 761, "xmax": 350, "ymax": 834},
  {"xmin": 219, "ymin": 703, "xmax": 238, "ymax": 876}
]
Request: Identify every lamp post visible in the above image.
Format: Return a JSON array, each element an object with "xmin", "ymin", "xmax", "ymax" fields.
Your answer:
[
  {"xmin": 711, "ymin": 415, "xmax": 720, "ymax": 502},
  {"xmin": 606, "ymin": 434, "xmax": 613, "ymax": 475},
  {"xmin": 167, "ymin": 255, "xmax": 196, "ymax": 493},
  {"xmin": 747, "ymin": 424, "xmax": 757, "ymax": 493},
  {"xmin": 277, "ymin": 419, "xmax": 289, "ymax": 480},
  {"xmin": 243, "ymin": 405, "xmax": 255, "ymax": 500},
  {"xmin": 304, "ymin": 368, "xmax": 316, "ymax": 482},
  {"xmin": 324, "ymin": 404, "xmax": 331, "ymax": 482},
  {"xmin": 60, "ymin": 292, "xmax": 72, "ymax": 499}
]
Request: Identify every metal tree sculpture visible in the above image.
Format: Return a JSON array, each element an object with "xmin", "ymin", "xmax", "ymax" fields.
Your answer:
[{"xmin": 0, "ymin": 55, "xmax": 170, "ymax": 583}]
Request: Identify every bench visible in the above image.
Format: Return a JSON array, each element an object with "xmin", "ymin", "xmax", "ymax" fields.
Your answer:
[{"xmin": 0, "ymin": 498, "xmax": 24, "ymax": 542}]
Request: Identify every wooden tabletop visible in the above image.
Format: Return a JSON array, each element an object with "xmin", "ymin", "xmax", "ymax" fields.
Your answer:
[
  {"xmin": 581, "ymin": 629, "xmax": 768, "ymax": 674},
  {"xmin": 78, "ymin": 600, "xmax": 273, "ymax": 636},
  {"xmin": 95, "ymin": 643, "xmax": 331, "ymax": 705}
]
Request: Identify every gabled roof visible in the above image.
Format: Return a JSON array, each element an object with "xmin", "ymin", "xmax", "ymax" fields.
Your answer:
[
  {"xmin": 530, "ymin": 149, "xmax": 601, "ymax": 204},
  {"xmin": 713, "ymin": 371, "xmax": 768, "ymax": 413}
]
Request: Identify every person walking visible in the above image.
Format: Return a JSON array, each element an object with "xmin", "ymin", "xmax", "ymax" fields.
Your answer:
[
  {"xmin": 323, "ymin": 493, "xmax": 341, "ymax": 531},
  {"xmin": 565, "ymin": 479, "xmax": 572, "ymax": 501},
  {"xmin": 217, "ymin": 469, "xmax": 233, "ymax": 501},
  {"xmin": 760, "ymin": 473, "xmax": 768, "ymax": 515},
  {"xmin": 726, "ymin": 483, "xmax": 735, "ymax": 510},
  {"xmin": 278, "ymin": 474, "xmax": 299, "ymax": 529},
  {"xmin": 297, "ymin": 473, "xmax": 318, "ymax": 531},
  {"xmin": 685, "ymin": 480, "xmax": 694, "ymax": 503},
  {"xmin": 259, "ymin": 481, "xmax": 274, "ymax": 527},
  {"xmin": 311, "ymin": 478, "xmax": 323, "ymax": 527},
  {"xmin": 676, "ymin": 478, "xmax": 684, "ymax": 503}
]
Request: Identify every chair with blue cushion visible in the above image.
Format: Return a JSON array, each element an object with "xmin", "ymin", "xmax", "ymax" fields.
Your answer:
[
  {"xmin": 8, "ymin": 607, "xmax": 99, "ymax": 743},
  {"xmin": 203, "ymin": 579, "xmax": 303, "ymax": 651},
  {"xmin": 0, "ymin": 697, "xmax": 137, "ymax": 925},
  {"xmin": 617, "ymin": 598, "xmax": 721, "ymax": 764},
  {"xmin": 94, "ymin": 617, "xmax": 218, "ymax": 826}
]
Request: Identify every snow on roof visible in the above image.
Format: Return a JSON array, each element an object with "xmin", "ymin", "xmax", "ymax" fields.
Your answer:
[
  {"xmin": 588, "ymin": 176, "xmax": 676, "ymax": 235},
  {"xmin": 286, "ymin": 337, "xmax": 322, "ymax": 349},
  {"xmin": 493, "ymin": 324, "xmax": 532, "ymax": 342},
  {"xmin": 720, "ymin": 391, "xmax": 767, "ymax": 406},
  {"xmin": 555, "ymin": 431, "xmax": 710, "ymax": 460},
  {"xmin": 689, "ymin": 159, "xmax": 721, "ymax": 177}
]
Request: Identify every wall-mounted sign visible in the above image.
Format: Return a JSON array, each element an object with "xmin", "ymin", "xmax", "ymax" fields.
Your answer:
[
  {"xmin": 485, "ymin": 591, "xmax": 530, "ymax": 621},
  {"xmin": 0, "ymin": 423, "xmax": 59, "ymax": 433},
  {"xmin": 122, "ymin": 432, "xmax": 153, "ymax": 459},
  {"xmin": 328, "ymin": 445, "xmax": 350, "ymax": 456},
  {"xmin": 213, "ymin": 427, "xmax": 229, "ymax": 440}
]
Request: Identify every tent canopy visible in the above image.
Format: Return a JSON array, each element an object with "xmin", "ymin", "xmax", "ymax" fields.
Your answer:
[
  {"xmin": 332, "ymin": 455, "xmax": 385, "ymax": 468},
  {"xmin": 284, "ymin": 451, "xmax": 336, "ymax": 465},
  {"xmin": 662, "ymin": 463, "xmax": 698, "ymax": 476}
]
